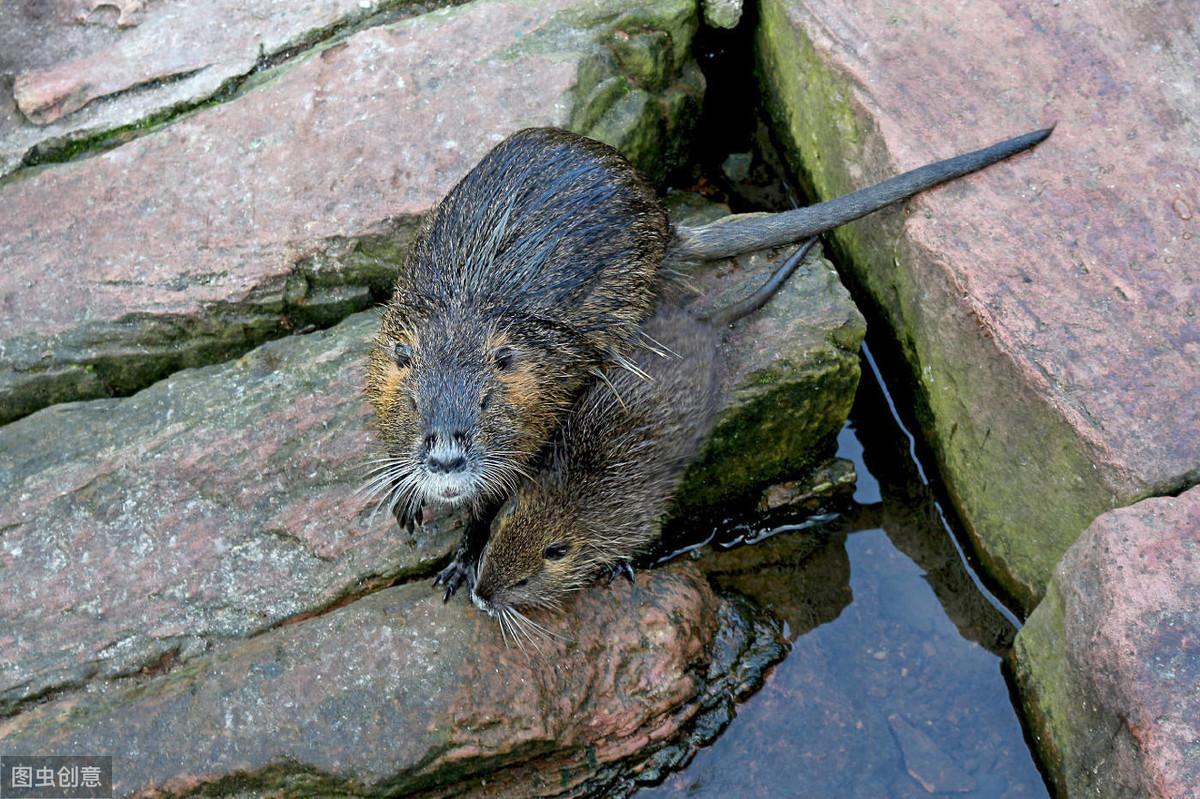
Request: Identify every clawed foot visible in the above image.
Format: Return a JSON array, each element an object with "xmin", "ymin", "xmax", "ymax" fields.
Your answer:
[
  {"xmin": 606, "ymin": 560, "xmax": 636, "ymax": 584},
  {"xmin": 393, "ymin": 500, "xmax": 425, "ymax": 535},
  {"xmin": 433, "ymin": 556, "xmax": 474, "ymax": 603}
]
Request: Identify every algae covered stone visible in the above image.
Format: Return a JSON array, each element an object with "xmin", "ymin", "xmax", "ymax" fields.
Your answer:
[
  {"xmin": 1012, "ymin": 488, "xmax": 1200, "ymax": 798},
  {"xmin": 755, "ymin": 0, "xmax": 1199, "ymax": 610}
]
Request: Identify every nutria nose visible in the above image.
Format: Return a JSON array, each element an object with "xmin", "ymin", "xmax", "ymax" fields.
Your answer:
[
  {"xmin": 425, "ymin": 428, "xmax": 468, "ymax": 473},
  {"xmin": 427, "ymin": 452, "xmax": 466, "ymax": 474}
]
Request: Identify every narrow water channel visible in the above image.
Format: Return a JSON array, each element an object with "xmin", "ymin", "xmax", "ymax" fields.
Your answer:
[{"xmin": 637, "ymin": 344, "xmax": 1050, "ymax": 797}]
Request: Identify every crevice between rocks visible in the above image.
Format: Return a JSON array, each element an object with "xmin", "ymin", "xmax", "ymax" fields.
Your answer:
[{"xmin": 276, "ymin": 552, "xmax": 454, "ymax": 631}]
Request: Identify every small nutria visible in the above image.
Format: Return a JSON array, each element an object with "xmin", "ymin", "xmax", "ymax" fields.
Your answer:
[
  {"xmin": 470, "ymin": 240, "xmax": 819, "ymax": 622},
  {"xmin": 364, "ymin": 125, "xmax": 1052, "ymax": 597}
]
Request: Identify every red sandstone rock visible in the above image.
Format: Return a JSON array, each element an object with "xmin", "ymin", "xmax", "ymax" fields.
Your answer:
[
  {"xmin": 11, "ymin": 0, "xmax": 396, "ymax": 126},
  {"xmin": 757, "ymin": 0, "xmax": 1200, "ymax": 609},
  {"xmin": 0, "ymin": 0, "xmax": 427, "ymax": 174},
  {"xmin": 0, "ymin": 564, "xmax": 780, "ymax": 798},
  {"xmin": 0, "ymin": 313, "xmax": 457, "ymax": 715},
  {"xmin": 1014, "ymin": 487, "xmax": 1200, "ymax": 798}
]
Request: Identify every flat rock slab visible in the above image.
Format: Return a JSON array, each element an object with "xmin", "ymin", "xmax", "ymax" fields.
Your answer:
[
  {"xmin": 0, "ymin": 0, "xmax": 443, "ymax": 174},
  {"xmin": 0, "ymin": 312, "xmax": 458, "ymax": 716},
  {"xmin": 0, "ymin": 563, "xmax": 785, "ymax": 798},
  {"xmin": 1012, "ymin": 486, "xmax": 1200, "ymax": 799},
  {"xmin": 757, "ymin": 0, "xmax": 1200, "ymax": 609},
  {"xmin": 0, "ymin": 0, "xmax": 702, "ymax": 424}
]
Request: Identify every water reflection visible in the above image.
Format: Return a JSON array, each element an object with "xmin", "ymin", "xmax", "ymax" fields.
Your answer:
[{"xmin": 637, "ymin": 358, "xmax": 1048, "ymax": 798}]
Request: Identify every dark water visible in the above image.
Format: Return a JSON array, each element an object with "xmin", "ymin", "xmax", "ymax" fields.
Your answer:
[
  {"xmin": 645, "ymin": 11, "xmax": 1051, "ymax": 794},
  {"xmin": 637, "ymin": 345, "xmax": 1050, "ymax": 798}
]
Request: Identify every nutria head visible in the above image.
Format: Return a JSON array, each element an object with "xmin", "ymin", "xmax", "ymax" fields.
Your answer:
[
  {"xmin": 365, "ymin": 297, "xmax": 586, "ymax": 517},
  {"xmin": 470, "ymin": 490, "xmax": 597, "ymax": 614},
  {"xmin": 363, "ymin": 127, "xmax": 669, "ymax": 517}
]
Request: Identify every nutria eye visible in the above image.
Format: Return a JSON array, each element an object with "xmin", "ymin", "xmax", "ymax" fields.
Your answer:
[
  {"xmin": 513, "ymin": 578, "xmax": 529, "ymax": 589},
  {"xmin": 543, "ymin": 542, "xmax": 569, "ymax": 560},
  {"xmin": 494, "ymin": 346, "xmax": 517, "ymax": 371},
  {"xmin": 480, "ymin": 390, "xmax": 493, "ymax": 411},
  {"xmin": 392, "ymin": 342, "xmax": 413, "ymax": 368}
]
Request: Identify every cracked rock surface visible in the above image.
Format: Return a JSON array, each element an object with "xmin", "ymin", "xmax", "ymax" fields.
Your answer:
[{"xmin": 0, "ymin": 561, "xmax": 786, "ymax": 798}]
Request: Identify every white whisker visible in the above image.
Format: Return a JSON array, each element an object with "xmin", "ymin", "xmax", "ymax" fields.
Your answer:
[{"xmin": 589, "ymin": 367, "xmax": 628, "ymax": 410}]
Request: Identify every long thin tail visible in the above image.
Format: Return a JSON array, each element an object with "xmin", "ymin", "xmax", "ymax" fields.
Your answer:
[
  {"xmin": 670, "ymin": 126, "xmax": 1053, "ymax": 261},
  {"xmin": 707, "ymin": 237, "xmax": 818, "ymax": 327}
]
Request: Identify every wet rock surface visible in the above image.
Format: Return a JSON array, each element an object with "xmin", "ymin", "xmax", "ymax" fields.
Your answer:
[
  {"xmin": 0, "ymin": 0, "xmax": 703, "ymax": 425},
  {"xmin": 1013, "ymin": 487, "xmax": 1200, "ymax": 799},
  {"xmin": 0, "ymin": 313, "xmax": 459, "ymax": 716},
  {"xmin": 0, "ymin": 564, "xmax": 785, "ymax": 798},
  {"xmin": 757, "ymin": 0, "xmax": 1200, "ymax": 610},
  {"xmin": 671, "ymin": 201, "xmax": 866, "ymax": 512}
]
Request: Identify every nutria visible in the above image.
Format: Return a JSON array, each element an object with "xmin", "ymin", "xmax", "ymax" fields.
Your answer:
[
  {"xmin": 469, "ymin": 239, "xmax": 819, "ymax": 623},
  {"xmin": 363, "ymin": 125, "xmax": 1052, "ymax": 597}
]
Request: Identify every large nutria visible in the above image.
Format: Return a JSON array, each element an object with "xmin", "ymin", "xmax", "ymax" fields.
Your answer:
[
  {"xmin": 364, "ymin": 125, "xmax": 1052, "ymax": 597},
  {"xmin": 469, "ymin": 240, "xmax": 819, "ymax": 625}
]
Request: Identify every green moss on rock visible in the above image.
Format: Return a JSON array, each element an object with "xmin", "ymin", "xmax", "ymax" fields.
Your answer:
[
  {"xmin": 755, "ymin": 0, "xmax": 1114, "ymax": 611},
  {"xmin": 670, "ymin": 227, "xmax": 866, "ymax": 515}
]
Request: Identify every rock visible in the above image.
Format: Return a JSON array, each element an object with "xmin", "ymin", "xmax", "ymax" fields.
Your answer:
[
  {"xmin": 0, "ymin": 312, "xmax": 458, "ymax": 716},
  {"xmin": 676, "ymin": 235, "xmax": 867, "ymax": 512},
  {"xmin": 1012, "ymin": 487, "xmax": 1200, "ymax": 798},
  {"xmin": 0, "ymin": 564, "xmax": 785, "ymax": 798},
  {"xmin": 756, "ymin": 0, "xmax": 1200, "ymax": 610},
  {"xmin": 2, "ymin": 0, "xmax": 423, "ymax": 157},
  {"xmin": 0, "ymin": 0, "xmax": 704, "ymax": 424},
  {"xmin": 757, "ymin": 457, "xmax": 856, "ymax": 512},
  {"xmin": 702, "ymin": 0, "xmax": 743, "ymax": 30},
  {"xmin": 722, "ymin": 151, "xmax": 753, "ymax": 183},
  {"xmin": 888, "ymin": 713, "xmax": 977, "ymax": 794}
]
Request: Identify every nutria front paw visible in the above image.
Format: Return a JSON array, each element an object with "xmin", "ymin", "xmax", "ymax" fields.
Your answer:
[
  {"xmin": 433, "ymin": 556, "xmax": 474, "ymax": 602},
  {"xmin": 606, "ymin": 560, "xmax": 636, "ymax": 584},
  {"xmin": 393, "ymin": 500, "xmax": 425, "ymax": 535}
]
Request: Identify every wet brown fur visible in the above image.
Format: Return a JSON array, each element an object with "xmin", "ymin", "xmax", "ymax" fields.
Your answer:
[
  {"xmin": 365, "ymin": 128, "xmax": 669, "ymax": 517},
  {"xmin": 364, "ymin": 124, "xmax": 1051, "ymax": 598},
  {"xmin": 472, "ymin": 240, "xmax": 820, "ymax": 614},
  {"xmin": 471, "ymin": 305, "xmax": 724, "ymax": 613}
]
